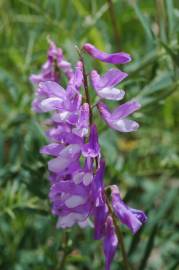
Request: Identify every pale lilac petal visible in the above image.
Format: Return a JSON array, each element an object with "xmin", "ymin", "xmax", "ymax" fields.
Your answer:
[
  {"xmin": 97, "ymin": 87, "xmax": 125, "ymax": 101},
  {"xmin": 73, "ymin": 171, "xmax": 85, "ymax": 184},
  {"xmin": 56, "ymin": 213, "xmax": 86, "ymax": 228},
  {"xmin": 109, "ymin": 119, "xmax": 139, "ymax": 132},
  {"xmin": 65, "ymin": 195, "xmax": 87, "ymax": 208},
  {"xmin": 83, "ymin": 172, "xmax": 93, "ymax": 186},
  {"xmin": 52, "ymin": 111, "xmax": 79, "ymax": 126},
  {"xmin": 40, "ymin": 97, "xmax": 64, "ymax": 112},
  {"xmin": 83, "ymin": 43, "xmax": 131, "ymax": 64}
]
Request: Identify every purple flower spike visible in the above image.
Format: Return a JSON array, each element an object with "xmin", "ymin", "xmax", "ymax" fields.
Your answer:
[
  {"xmin": 111, "ymin": 185, "xmax": 147, "ymax": 234},
  {"xmin": 83, "ymin": 43, "xmax": 132, "ymax": 64},
  {"xmin": 31, "ymin": 40, "xmax": 147, "ymax": 270},
  {"xmin": 91, "ymin": 69, "xmax": 127, "ymax": 100},
  {"xmin": 104, "ymin": 216, "xmax": 118, "ymax": 270},
  {"xmin": 82, "ymin": 124, "xmax": 100, "ymax": 158},
  {"xmin": 97, "ymin": 101, "xmax": 140, "ymax": 132}
]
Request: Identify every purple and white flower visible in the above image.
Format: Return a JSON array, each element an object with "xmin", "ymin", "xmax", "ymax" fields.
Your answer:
[
  {"xmin": 91, "ymin": 69, "xmax": 127, "ymax": 100},
  {"xmin": 98, "ymin": 101, "xmax": 141, "ymax": 132}
]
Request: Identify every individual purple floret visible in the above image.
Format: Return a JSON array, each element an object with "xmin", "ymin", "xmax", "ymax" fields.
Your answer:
[
  {"xmin": 83, "ymin": 43, "xmax": 132, "ymax": 64},
  {"xmin": 97, "ymin": 101, "xmax": 141, "ymax": 132},
  {"xmin": 33, "ymin": 64, "xmax": 82, "ymax": 114},
  {"xmin": 90, "ymin": 69, "xmax": 127, "ymax": 100},
  {"xmin": 111, "ymin": 185, "xmax": 147, "ymax": 234},
  {"xmin": 30, "ymin": 41, "xmax": 147, "ymax": 270}
]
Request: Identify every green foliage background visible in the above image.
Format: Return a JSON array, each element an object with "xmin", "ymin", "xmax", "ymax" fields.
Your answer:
[{"xmin": 0, "ymin": 0, "xmax": 179, "ymax": 269}]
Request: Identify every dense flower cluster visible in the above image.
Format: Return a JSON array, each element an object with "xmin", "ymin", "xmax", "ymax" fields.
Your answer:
[{"xmin": 30, "ymin": 40, "xmax": 147, "ymax": 270}]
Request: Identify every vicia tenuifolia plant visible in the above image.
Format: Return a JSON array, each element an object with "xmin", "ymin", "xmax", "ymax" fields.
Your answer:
[{"xmin": 30, "ymin": 40, "xmax": 147, "ymax": 270}]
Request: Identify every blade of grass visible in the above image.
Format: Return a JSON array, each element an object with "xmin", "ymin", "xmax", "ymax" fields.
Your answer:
[{"xmin": 138, "ymin": 224, "xmax": 158, "ymax": 270}]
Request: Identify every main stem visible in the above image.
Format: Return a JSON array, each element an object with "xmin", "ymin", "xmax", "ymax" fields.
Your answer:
[
  {"xmin": 58, "ymin": 231, "xmax": 69, "ymax": 269},
  {"xmin": 76, "ymin": 47, "xmax": 93, "ymax": 125},
  {"xmin": 106, "ymin": 193, "xmax": 131, "ymax": 270}
]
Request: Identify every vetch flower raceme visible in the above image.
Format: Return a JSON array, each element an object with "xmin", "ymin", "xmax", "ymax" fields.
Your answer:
[{"xmin": 30, "ymin": 41, "xmax": 147, "ymax": 270}]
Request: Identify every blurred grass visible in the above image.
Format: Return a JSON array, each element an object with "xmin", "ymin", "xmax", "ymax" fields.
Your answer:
[{"xmin": 0, "ymin": 0, "xmax": 179, "ymax": 269}]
